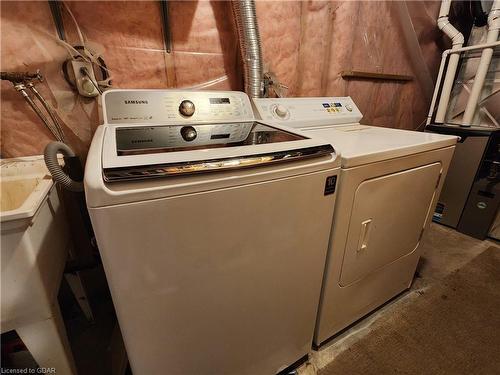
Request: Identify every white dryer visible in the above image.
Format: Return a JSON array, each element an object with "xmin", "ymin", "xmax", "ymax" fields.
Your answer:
[
  {"xmin": 85, "ymin": 90, "xmax": 341, "ymax": 374},
  {"xmin": 253, "ymin": 97, "xmax": 458, "ymax": 345}
]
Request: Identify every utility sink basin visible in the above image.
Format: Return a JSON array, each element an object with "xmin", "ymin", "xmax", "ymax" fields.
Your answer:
[
  {"xmin": 1, "ymin": 155, "xmax": 76, "ymax": 373},
  {"xmin": 1, "ymin": 178, "xmax": 41, "ymax": 211},
  {"xmin": 1, "ymin": 157, "xmax": 53, "ymax": 223}
]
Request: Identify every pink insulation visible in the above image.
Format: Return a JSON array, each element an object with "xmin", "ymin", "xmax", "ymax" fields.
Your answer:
[{"xmin": 1, "ymin": 0, "xmax": 443, "ymax": 158}]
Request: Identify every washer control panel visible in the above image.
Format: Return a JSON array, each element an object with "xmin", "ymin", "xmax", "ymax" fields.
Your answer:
[
  {"xmin": 252, "ymin": 97, "xmax": 363, "ymax": 128},
  {"xmin": 102, "ymin": 90, "xmax": 254, "ymax": 124}
]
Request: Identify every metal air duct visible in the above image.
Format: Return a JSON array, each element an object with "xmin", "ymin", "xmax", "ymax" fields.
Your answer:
[{"xmin": 232, "ymin": 0, "xmax": 263, "ymax": 98}]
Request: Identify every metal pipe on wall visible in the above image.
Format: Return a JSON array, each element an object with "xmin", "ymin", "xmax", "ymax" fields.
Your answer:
[
  {"xmin": 461, "ymin": 0, "xmax": 500, "ymax": 126},
  {"xmin": 231, "ymin": 0, "xmax": 263, "ymax": 98},
  {"xmin": 435, "ymin": 0, "xmax": 464, "ymax": 123}
]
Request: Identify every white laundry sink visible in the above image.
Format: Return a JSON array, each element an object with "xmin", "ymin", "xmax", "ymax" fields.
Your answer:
[
  {"xmin": 1, "ymin": 175, "xmax": 52, "ymax": 222},
  {"xmin": 1, "ymin": 155, "xmax": 76, "ymax": 374}
]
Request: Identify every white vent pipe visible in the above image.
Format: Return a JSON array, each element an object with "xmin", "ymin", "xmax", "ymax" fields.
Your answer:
[
  {"xmin": 231, "ymin": 0, "xmax": 263, "ymax": 98},
  {"xmin": 461, "ymin": 0, "xmax": 500, "ymax": 125},
  {"xmin": 435, "ymin": 0, "xmax": 465, "ymax": 123},
  {"xmin": 427, "ymin": 41, "xmax": 500, "ymax": 125}
]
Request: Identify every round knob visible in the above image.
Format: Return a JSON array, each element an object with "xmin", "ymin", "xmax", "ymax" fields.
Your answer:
[
  {"xmin": 179, "ymin": 100, "xmax": 195, "ymax": 117},
  {"xmin": 180, "ymin": 126, "xmax": 197, "ymax": 142},
  {"xmin": 345, "ymin": 104, "xmax": 353, "ymax": 112},
  {"xmin": 274, "ymin": 104, "xmax": 288, "ymax": 118}
]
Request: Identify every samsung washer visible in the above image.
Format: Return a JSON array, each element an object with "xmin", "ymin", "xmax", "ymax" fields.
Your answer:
[{"xmin": 85, "ymin": 90, "xmax": 341, "ymax": 373}]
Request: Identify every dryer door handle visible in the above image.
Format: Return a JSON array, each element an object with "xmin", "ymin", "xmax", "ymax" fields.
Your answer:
[{"xmin": 357, "ymin": 219, "xmax": 372, "ymax": 252}]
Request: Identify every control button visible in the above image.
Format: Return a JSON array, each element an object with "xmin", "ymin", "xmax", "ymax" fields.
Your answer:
[
  {"xmin": 345, "ymin": 104, "xmax": 353, "ymax": 112},
  {"xmin": 180, "ymin": 126, "xmax": 197, "ymax": 141},
  {"xmin": 274, "ymin": 104, "xmax": 289, "ymax": 118},
  {"xmin": 179, "ymin": 100, "xmax": 195, "ymax": 117}
]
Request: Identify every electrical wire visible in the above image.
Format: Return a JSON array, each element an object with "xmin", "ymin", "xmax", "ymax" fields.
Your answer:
[
  {"xmin": 58, "ymin": 2, "xmax": 112, "ymax": 92},
  {"xmin": 62, "ymin": 2, "xmax": 86, "ymax": 50}
]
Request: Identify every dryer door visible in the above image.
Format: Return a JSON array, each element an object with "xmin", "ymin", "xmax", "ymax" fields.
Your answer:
[{"xmin": 339, "ymin": 162, "xmax": 442, "ymax": 287}]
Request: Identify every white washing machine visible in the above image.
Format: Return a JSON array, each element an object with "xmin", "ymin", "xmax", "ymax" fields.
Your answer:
[
  {"xmin": 84, "ymin": 90, "xmax": 341, "ymax": 374},
  {"xmin": 253, "ymin": 97, "xmax": 458, "ymax": 346}
]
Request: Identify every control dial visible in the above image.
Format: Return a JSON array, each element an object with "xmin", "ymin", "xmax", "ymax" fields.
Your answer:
[
  {"xmin": 179, "ymin": 100, "xmax": 195, "ymax": 117},
  {"xmin": 180, "ymin": 126, "xmax": 197, "ymax": 142},
  {"xmin": 272, "ymin": 104, "xmax": 289, "ymax": 119}
]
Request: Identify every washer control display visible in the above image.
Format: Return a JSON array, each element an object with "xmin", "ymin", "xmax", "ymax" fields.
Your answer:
[{"xmin": 209, "ymin": 97, "xmax": 231, "ymax": 104}]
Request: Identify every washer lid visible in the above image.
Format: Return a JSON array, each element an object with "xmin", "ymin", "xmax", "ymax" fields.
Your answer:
[
  {"xmin": 84, "ymin": 126, "xmax": 340, "ymax": 208},
  {"xmin": 101, "ymin": 122, "xmax": 336, "ymax": 181},
  {"xmin": 302, "ymin": 125, "xmax": 458, "ymax": 168},
  {"xmin": 113, "ymin": 121, "xmax": 305, "ymax": 155}
]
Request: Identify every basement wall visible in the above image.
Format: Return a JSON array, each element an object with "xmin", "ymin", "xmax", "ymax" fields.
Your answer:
[{"xmin": 0, "ymin": 1, "xmax": 447, "ymax": 158}]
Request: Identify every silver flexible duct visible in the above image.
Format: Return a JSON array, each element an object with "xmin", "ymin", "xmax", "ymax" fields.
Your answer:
[
  {"xmin": 232, "ymin": 0, "xmax": 263, "ymax": 98},
  {"xmin": 44, "ymin": 142, "xmax": 84, "ymax": 192}
]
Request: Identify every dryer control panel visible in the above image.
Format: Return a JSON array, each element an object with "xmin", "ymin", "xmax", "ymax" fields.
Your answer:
[{"xmin": 252, "ymin": 97, "xmax": 363, "ymax": 129}]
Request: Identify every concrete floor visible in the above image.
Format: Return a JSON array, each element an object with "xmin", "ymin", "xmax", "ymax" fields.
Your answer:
[
  {"xmin": 4, "ymin": 220, "xmax": 493, "ymax": 373},
  {"xmin": 297, "ymin": 223, "xmax": 497, "ymax": 375},
  {"xmin": 64, "ymin": 222, "xmax": 495, "ymax": 375}
]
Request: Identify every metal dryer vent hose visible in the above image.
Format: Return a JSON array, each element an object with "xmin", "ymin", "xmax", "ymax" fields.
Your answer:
[
  {"xmin": 232, "ymin": 0, "xmax": 263, "ymax": 98},
  {"xmin": 44, "ymin": 142, "xmax": 84, "ymax": 192}
]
